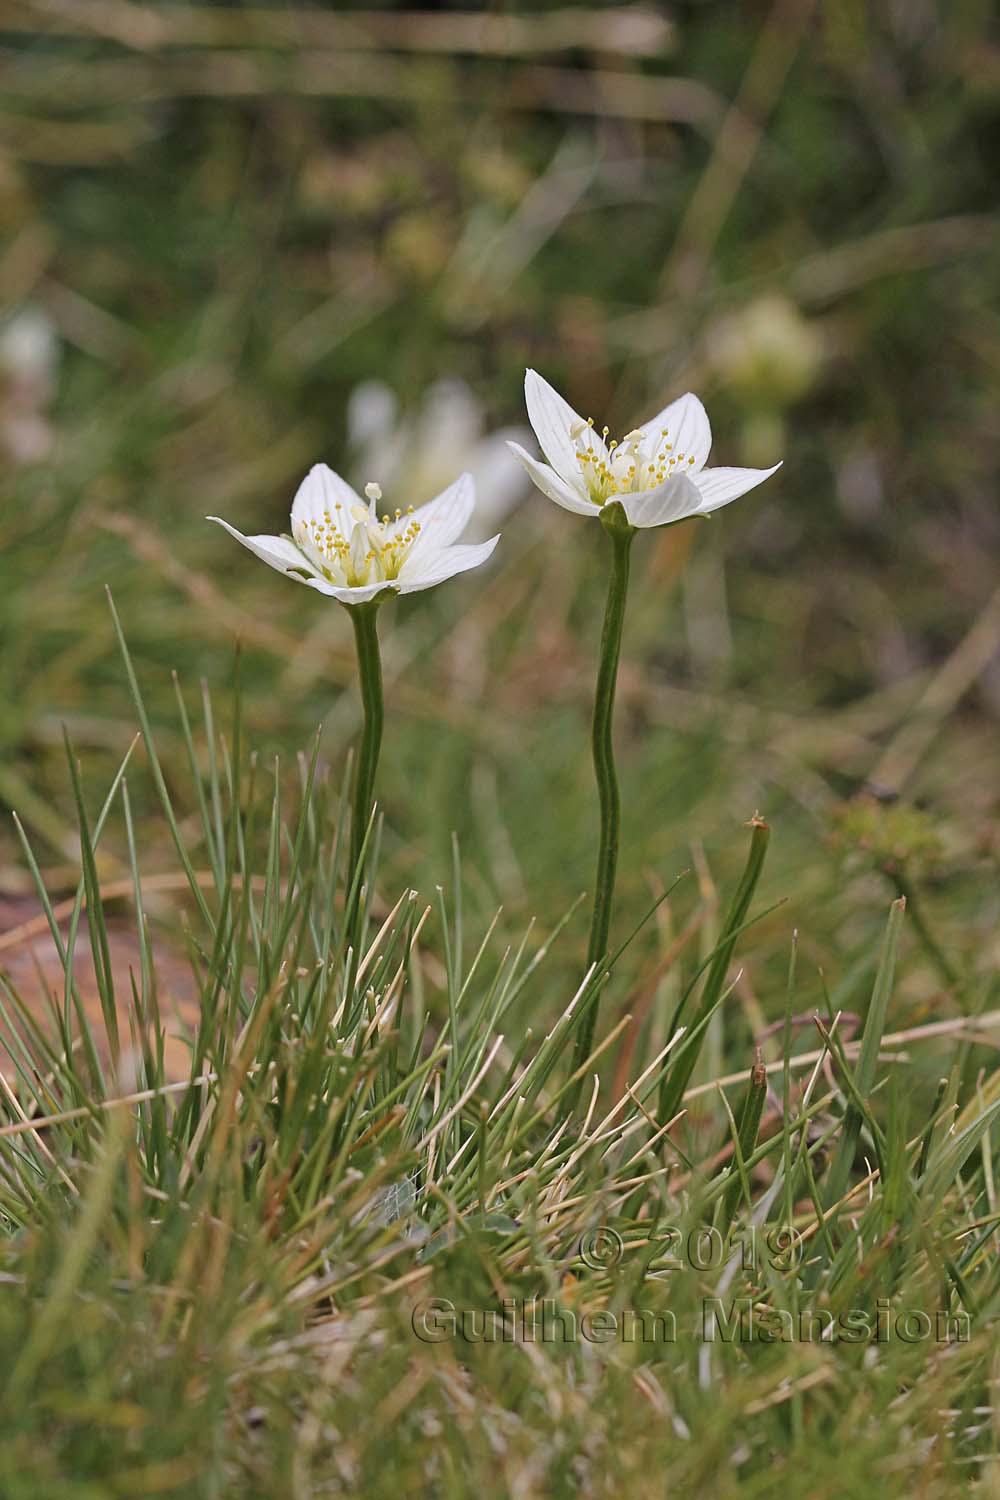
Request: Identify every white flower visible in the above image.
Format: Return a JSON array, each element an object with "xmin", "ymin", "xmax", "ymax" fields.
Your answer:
[
  {"xmin": 508, "ymin": 369, "xmax": 781, "ymax": 529},
  {"xmin": 347, "ymin": 377, "xmax": 531, "ymax": 542},
  {"xmin": 208, "ymin": 466, "xmax": 499, "ymax": 606}
]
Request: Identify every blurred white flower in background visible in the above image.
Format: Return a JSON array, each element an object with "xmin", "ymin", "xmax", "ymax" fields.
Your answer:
[
  {"xmin": 0, "ymin": 306, "xmax": 59, "ymax": 465},
  {"xmin": 347, "ymin": 378, "xmax": 531, "ymax": 542}
]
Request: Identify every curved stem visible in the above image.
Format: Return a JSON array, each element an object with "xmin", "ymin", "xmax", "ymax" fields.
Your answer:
[
  {"xmin": 347, "ymin": 602, "xmax": 384, "ymax": 939},
  {"xmin": 573, "ymin": 522, "xmax": 634, "ymax": 1077}
]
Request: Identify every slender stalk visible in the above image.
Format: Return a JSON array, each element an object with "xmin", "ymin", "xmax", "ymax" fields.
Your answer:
[
  {"xmin": 572, "ymin": 517, "xmax": 635, "ymax": 1080},
  {"xmin": 347, "ymin": 602, "xmax": 384, "ymax": 944}
]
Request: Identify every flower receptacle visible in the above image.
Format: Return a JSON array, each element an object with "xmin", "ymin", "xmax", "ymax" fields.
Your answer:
[{"xmin": 598, "ymin": 500, "xmax": 634, "ymax": 539}]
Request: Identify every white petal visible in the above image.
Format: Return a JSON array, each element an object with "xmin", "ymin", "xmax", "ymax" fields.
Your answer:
[
  {"xmin": 617, "ymin": 474, "xmax": 703, "ymax": 529},
  {"xmin": 693, "ymin": 462, "xmax": 781, "ymax": 513},
  {"xmin": 403, "ymin": 472, "xmax": 475, "ymax": 562},
  {"xmin": 397, "ymin": 536, "xmax": 500, "ymax": 593},
  {"xmin": 349, "ymin": 519, "xmax": 369, "ymax": 579},
  {"xmin": 524, "ymin": 368, "xmax": 609, "ymax": 488},
  {"xmin": 207, "ymin": 517, "xmax": 317, "ymax": 581},
  {"xmin": 303, "ymin": 577, "xmax": 397, "ymax": 605},
  {"xmin": 291, "ymin": 464, "xmax": 364, "ymax": 539},
  {"xmin": 506, "ymin": 441, "xmax": 597, "ymax": 517},
  {"xmin": 637, "ymin": 393, "xmax": 712, "ymax": 473}
]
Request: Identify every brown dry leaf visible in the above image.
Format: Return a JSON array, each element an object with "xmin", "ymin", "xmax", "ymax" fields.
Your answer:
[{"xmin": 0, "ymin": 897, "xmax": 199, "ymax": 1084}]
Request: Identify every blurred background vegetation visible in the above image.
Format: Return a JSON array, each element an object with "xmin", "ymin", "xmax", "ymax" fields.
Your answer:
[{"xmin": 1, "ymin": 0, "xmax": 998, "ymax": 1047}]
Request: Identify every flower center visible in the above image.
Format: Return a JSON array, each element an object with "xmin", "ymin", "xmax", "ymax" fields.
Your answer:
[
  {"xmin": 569, "ymin": 419, "xmax": 696, "ymax": 503},
  {"xmin": 292, "ymin": 481, "xmax": 421, "ymax": 587}
]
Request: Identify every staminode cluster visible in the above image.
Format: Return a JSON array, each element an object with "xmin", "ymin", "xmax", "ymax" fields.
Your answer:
[
  {"xmin": 569, "ymin": 417, "xmax": 699, "ymax": 504},
  {"xmin": 292, "ymin": 483, "xmax": 423, "ymax": 588}
]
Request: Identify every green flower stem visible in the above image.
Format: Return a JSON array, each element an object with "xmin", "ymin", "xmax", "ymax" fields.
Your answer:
[
  {"xmin": 346, "ymin": 601, "xmax": 384, "ymax": 947},
  {"xmin": 572, "ymin": 513, "xmax": 635, "ymax": 1079}
]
